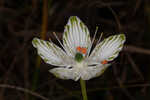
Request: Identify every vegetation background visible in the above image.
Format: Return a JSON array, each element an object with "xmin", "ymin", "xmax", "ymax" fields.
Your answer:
[{"xmin": 0, "ymin": 0, "xmax": 150, "ymax": 100}]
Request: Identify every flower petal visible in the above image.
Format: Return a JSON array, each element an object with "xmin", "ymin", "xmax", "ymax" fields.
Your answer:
[
  {"xmin": 80, "ymin": 64, "xmax": 110, "ymax": 80},
  {"xmin": 32, "ymin": 38, "xmax": 71, "ymax": 66},
  {"xmin": 89, "ymin": 34, "xmax": 126, "ymax": 64},
  {"xmin": 49, "ymin": 67, "xmax": 80, "ymax": 81},
  {"xmin": 63, "ymin": 16, "xmax": 91, "ymax": 57}
]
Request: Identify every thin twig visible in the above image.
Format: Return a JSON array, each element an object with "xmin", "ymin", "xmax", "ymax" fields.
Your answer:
[
  {"xmin": 113, "ymin": 65, "xmax": 136, "ymax": 100},
  {"xmin": 0, "ymin": 84, "xmax": 49, "ymax": 100},
  {"xmin": 73, "ymin": 83, "xmax": 150, "ymax": 94},
  {"xmin": 107, "ymin": 6, "xmax": 122, "ymax": 32},
  {"xmin": 126, "ymin": 53, "xmax": 144, "ymax": 80},
  {"xmin": 124, "ymin": 45, "xmax": 150, "ymax": 55}
]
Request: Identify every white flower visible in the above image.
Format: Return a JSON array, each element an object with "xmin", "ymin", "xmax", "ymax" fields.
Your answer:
[{"xmin": 32, "ymin": 16, "xmax": 126, "ymax": 81}]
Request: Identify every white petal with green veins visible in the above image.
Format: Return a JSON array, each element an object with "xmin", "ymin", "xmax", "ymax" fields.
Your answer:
[
  {"xmin": 89, "ymin": 34, "xmax": 126, "ymax": 64},
  {"xmin": 49, "ymin": 67, "xmax": 80, "ymax": 81},
  {"xmin": 80, "ymin": 64, "xmax": 110, "ymax": 80},
  {"xmin": 63, "ymin": 16, "xmax": 91, "ymax": 57},
  {"xmin": 32, "ymin": 38, "xmax": 70, "ymax": 66}
]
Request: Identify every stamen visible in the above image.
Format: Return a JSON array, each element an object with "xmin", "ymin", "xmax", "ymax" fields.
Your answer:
[
  {"xmin": 53, "ymin": 32, "xmax": 75, "ymax": 55},
  {"xmin": 76, "ymin": 46, "xmax": 82, "ymax": 52},
  {"xmin": 87, "ymin": 26, "xmax": 99, "ymax": 56},
  {"xmin": 48, "ymin": 39, "xmax": 65, "ymax": 65},
  {"xmin": 52, "ymin": 32, "xmax": 67, "ymax": 52},
  {"xmin": 101, "ymin": 60, "xmax": 108, "ymax": 64},
  {"xmin": 96, "ymin": 32, "xmax": 103, "ymax": 45}
]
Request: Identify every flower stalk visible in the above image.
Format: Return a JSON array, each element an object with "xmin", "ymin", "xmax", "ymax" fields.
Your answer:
[
  {"xmin": 80, "ymin": 79, "xmax": 88, "ymax": 100},
  {"xmin": 31, "ymin": 0, "xmax": 48, "ymax": 97}
]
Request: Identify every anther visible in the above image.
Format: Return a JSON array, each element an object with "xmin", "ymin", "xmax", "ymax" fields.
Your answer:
[
  {"xmin": 101, "ymin": 60, "xmax": 108, "ymax": 64},
  {"xmin": 76, "ymin": 46, "xmax": 87, "ymax": 54},
  {"xmin": 76, "ymin": 46, "xmax": 82, "ymax": 52},
  {"xmin": 81, "ymin": 48, "xmax": 87, "ymax": 54}
]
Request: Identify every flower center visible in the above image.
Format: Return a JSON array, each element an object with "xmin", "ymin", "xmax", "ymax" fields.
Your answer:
[
  {"xmin": 76, "ymin": 46, "xmax": 87, "ymax": 54},
  {"xmin": 75, "ymin": 53, "xmax": 84, "ymax": 62},
  {"xmin": 75, "ymin": 46, "xmax": 87, "ymax": 62}
]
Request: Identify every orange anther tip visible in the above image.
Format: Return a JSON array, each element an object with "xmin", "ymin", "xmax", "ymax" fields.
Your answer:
[
  {"xmin": 76, "ymin": 46, "xmax": 87, "ymax": 54},
  {"xmin": 81, "ymin": 48, "xmax": 87, "ymax": 54},
  {"xmin": 76, "ymin": 46, "xmax": 82, "ymax": 52},
  {"xmin": 101, "ymin": 60, "xmax": 108, "ymax": 64}
]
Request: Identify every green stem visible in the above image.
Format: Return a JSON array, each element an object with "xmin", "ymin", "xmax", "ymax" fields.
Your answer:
[
  {"xmin": 80, "ymin": 79, "xmax": 88, "ymax": 100},
  {"xmin": 31, "ymin": 0, "xmax": 49, "ymax": 100}
]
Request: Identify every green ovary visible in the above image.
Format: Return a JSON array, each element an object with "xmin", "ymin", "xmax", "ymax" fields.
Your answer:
[{"xmin": 75, "ymin": 53, "xmax": 84, "ymax": 62}]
